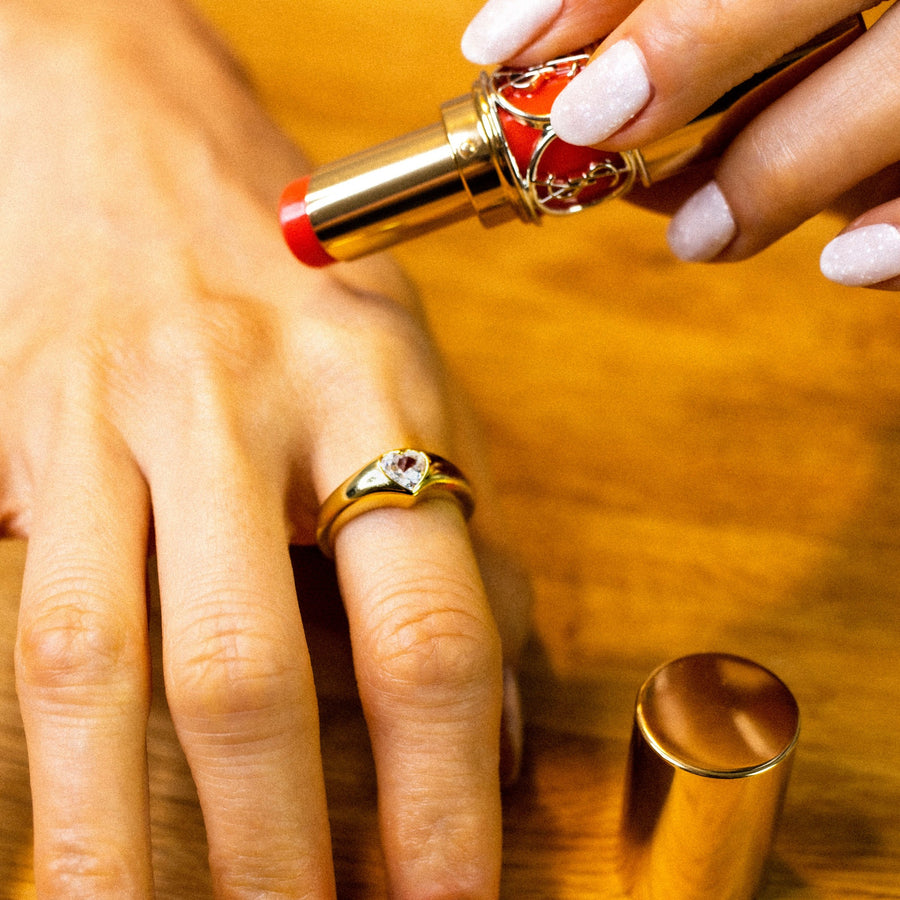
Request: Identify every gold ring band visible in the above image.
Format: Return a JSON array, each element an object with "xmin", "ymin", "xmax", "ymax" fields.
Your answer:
[{"xmin": 316, "ymin": 449, "xmax": 475, "ymax": 557}]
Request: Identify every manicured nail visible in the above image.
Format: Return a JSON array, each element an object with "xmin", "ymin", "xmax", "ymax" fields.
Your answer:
[
  {"xmin": 462, "ymin": 0, "xmax": 563, "ymax": 65},
  {"xmin": 820, "ymin": 223, "xmax": 900, "ymax": 286},
  {"xmin": 550, "ymin": 40, "xmax": 652, "ymax": 146},
  {"xmin": 499, "ymin": 667, "xmax": 523, "ymax": 786},
  {"xmin": 667, "ymin": 181, "xmax": 737, "ymax": 262}
]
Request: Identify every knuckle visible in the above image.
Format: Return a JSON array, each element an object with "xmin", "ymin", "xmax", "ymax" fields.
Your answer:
[
  {"xmin": 140, "ymin": 313, "xmax": 235, "ymax": 403},
  {"xmin": 16, "ymin": 580, "xmax": 144, "ymax": 695},
  {"xmin": 303, "ymin": 299, "xmax": 435, "ymax": 386},
  {"xmin": 731, "ymin": 127, "xmax": 805, "ymax": 225},
  {"xmin": 363, "ymin": 577, "xmax": 501, "ymax": 704},
  {"xmin": 133, "ymin": 299, "xmax": 276, "ymax": 408},
  {"xmin": 41, "ymin": 835, "xmax": 139, "ymax": 898},
  {"xmin": 299, "ymin": 303, "xmax": 450, "ymax": 439},
  {"xmin": 209, "ymin": 868, "xmax": 314, "ymax": 900},
  {"xmin": 646, "ymin": 1, "xmax": 772, "ymax": 94},
  {"xmin": 113, "ymin": 302, "xmax": 286, "ymax": 465},
  {"xmin": 165, "ymin": 605, "xmax": 305, "ymax": 725},
  {"xmin": 660, "ymin": 0, "xmax": 746, "ymax": 53}
]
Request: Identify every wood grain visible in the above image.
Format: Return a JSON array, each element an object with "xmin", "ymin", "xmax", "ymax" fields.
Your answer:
[{"xmin": 1, "ymin": 1, "xmax": 898, "ymax": 896}]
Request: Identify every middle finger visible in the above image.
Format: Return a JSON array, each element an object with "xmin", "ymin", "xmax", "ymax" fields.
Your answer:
[{"xmin": 148, "ymin": 435, "xmax": 335, "ymax": 897}]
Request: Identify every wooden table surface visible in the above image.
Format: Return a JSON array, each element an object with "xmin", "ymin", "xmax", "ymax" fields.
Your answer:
[{"xmin": 1, "ymin": 2, "xmax": 898, "ymax": 897}]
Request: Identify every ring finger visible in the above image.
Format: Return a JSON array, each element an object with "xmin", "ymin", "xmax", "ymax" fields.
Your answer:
[
  {"xmin": 665, "ymin": 5, "xmax": 900, "ymax": 263},
  {"xmin": 317, "ymin": 445, "xmax": 503, "ymax": 900}
]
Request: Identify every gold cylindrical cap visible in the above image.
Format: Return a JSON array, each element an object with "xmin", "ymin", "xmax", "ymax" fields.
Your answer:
[{"xmin": 619, "ymin": 653, "xmax": 799, "ymax": 899}]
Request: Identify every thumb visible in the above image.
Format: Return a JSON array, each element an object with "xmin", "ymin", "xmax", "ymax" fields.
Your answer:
[{"xmin": 462, "ymin": 0, "xmax": 639, "ymax": 66}]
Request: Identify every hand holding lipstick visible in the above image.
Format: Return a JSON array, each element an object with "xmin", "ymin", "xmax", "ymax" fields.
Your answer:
[{"xmin": 463, "ymin": 0, "xmax": 900, "ymax": 290}]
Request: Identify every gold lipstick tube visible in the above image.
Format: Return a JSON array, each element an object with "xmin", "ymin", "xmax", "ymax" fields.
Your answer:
[
  {"xmin": 281, "ymin": 92, "xmax": 518, "ymax": 266},
  {"xmin": 280, "ymin": 17, "xmax": 864, "ymax": 267}
]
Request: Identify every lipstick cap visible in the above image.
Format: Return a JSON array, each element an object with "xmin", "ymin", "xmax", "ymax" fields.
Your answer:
[{"xmin": 619, "ymin": 653, "xmax": 799, "ymax": 900}]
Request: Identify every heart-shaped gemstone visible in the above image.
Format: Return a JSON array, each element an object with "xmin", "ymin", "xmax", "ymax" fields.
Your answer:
[{"xmin": 380, "ymin": 450, "xmax": 429, "ymax": 492}]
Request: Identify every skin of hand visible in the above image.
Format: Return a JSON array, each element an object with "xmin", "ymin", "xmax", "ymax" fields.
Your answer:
[
  {"xmin": 0, "ymin": 1, "xmax": 530, "ymax": 896},
  {"xmin": 461, "ymin": 0, "xmax": 900, "ymax": 289}
]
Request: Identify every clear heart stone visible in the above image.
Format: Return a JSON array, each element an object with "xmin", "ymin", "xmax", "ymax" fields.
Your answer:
[{"xmin": 380, "ymin": 450, "xmax": 429, "ymax": 492}]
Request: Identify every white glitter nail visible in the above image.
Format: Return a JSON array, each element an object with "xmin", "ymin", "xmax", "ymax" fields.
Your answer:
[
  {"xmin": 820, "ymin": 224, "xmax": 900, "ymax": 287},
  {"xmin": 667, "ymin": 182, "xmax": 737, "ymax": 262},
  {"xmin": 461, "ymin": 0, "xmax": 563, "ymax": 65},
  {"xmin": 550, "ymin": 40, "xmax": 652, "ymax": 146}
]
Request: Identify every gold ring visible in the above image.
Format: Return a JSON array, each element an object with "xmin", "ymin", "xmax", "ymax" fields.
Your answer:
[{"xmin": 316, "ymin": 449, "xmax": 475, "ymax": 557}]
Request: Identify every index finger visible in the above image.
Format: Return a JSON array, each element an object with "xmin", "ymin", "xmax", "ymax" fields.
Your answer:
[
  {"xmin": 549, "ymin": 0, "xmax": 868, "ymax": 147},
  {"xmin": 334, "ymin": 500, "xmax": 503, "ymax": 899}
]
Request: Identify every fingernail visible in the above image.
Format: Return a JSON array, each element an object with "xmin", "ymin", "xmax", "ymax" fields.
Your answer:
[
  {"xmin": 550, "ymin": 40, "xmax": 652, "ymax": 146},
  {"xmin": 462, "ymin": 0, "xmax": 563, "ymax": 65},
  {"xmin": 499, "ymin": 666, "xmax": 524, "ymax": 786},
  {"xmin": 820, "ymin": 223, "xmax": 900, "ymax": 286},
  {"xmin": 667, "ymin": 181, "xmax": 737, "ymax": 262}
]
